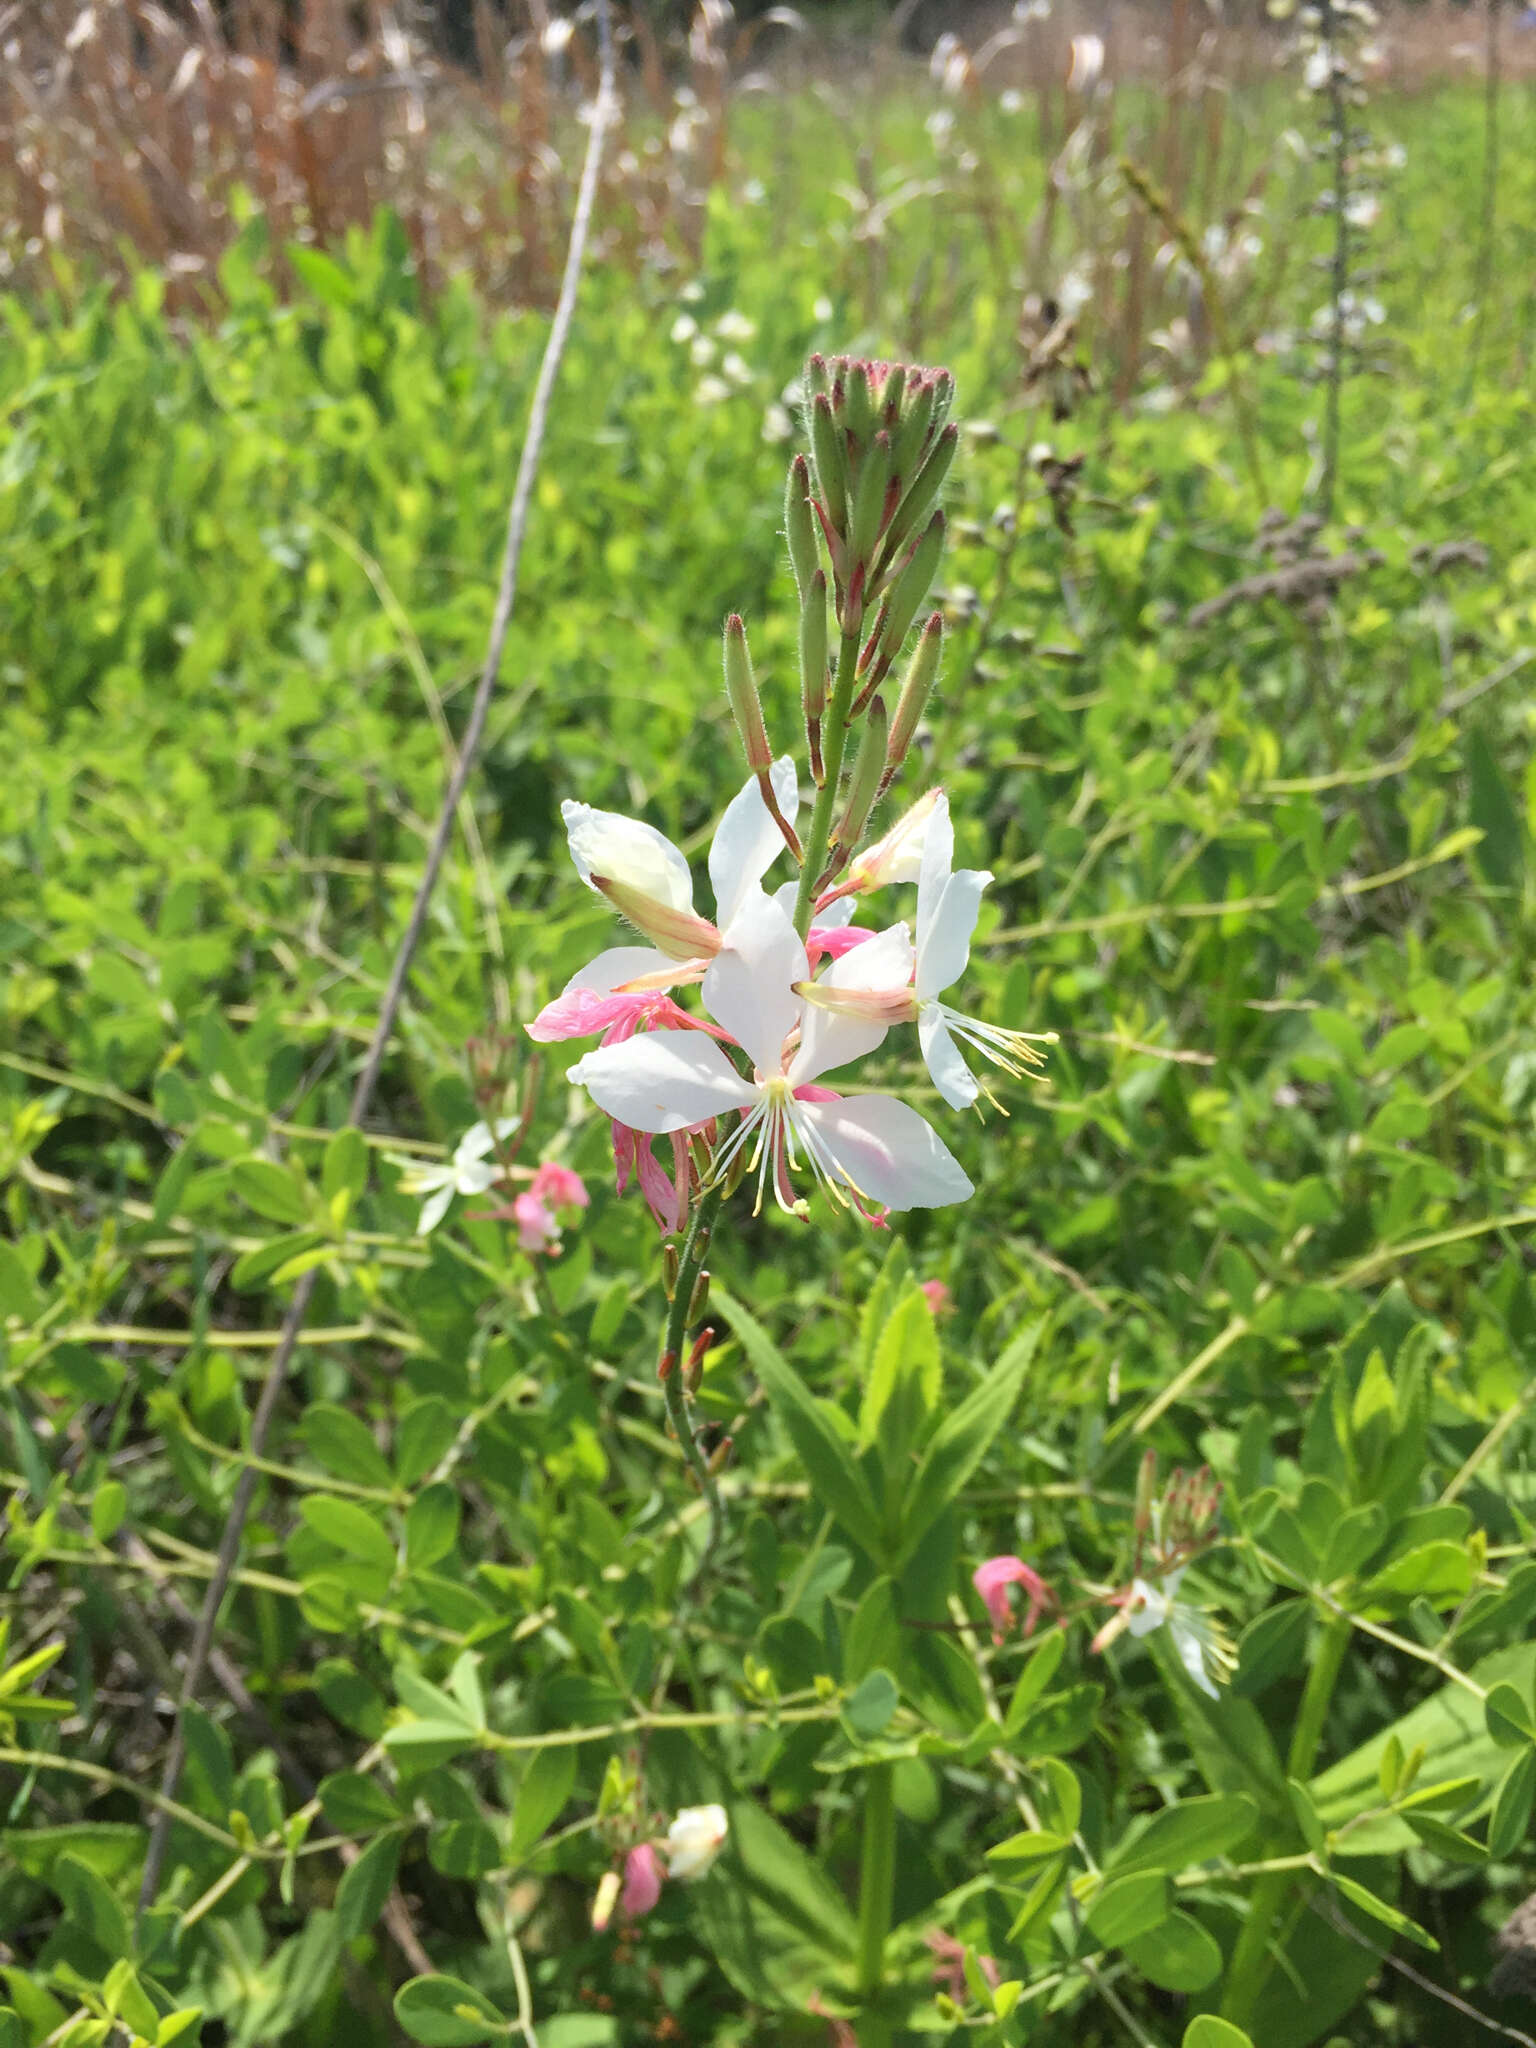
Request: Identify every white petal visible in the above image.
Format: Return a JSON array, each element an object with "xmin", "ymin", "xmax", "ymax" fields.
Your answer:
[
  {"xmin": 570, "ymin": 1030, "xmax": 756, "ymax": 1133},
  {"xmin": 797, "ymin": 1094, "xmax": 973, "ymax": 1211},
  {"xmin": 562, "ymin": 800, "xmax": 694, "ymax": 914},
  {"xmin": 917, "ymin": 865, "xmax": 992, "ymax": 1001},
  {"xmin": 915, "ymin": 789, "xmax": 955, "ymax": 966},
  {"xmin": 919, "ymin": 1002, "xmax": 979, "ymax": 1109},
  {"xmin": 701, "ymin": 892, "xmax": 807, "ymax": 1074},
  {"xmin": 1125, "ymin": 1579, "xmax": 1170, "ymax": 1639},
  {"xmin": 565, "ymin": 946, "xmax": 678, "ymax": 995},
  {"xmin": 1172, "ymin": 1617, "xmax": 1220, "ymax": 1699},
  {"xmin": 417, "ymin": 1182, "xmax": 456, "ymax": 1234},
  {"xmin": 455, "ymin": 1160, "xmax": 501, "ymax": 1197},
  {"xmin": 791, "ymin": 923, "xmax": 915, "ymax": 1084},
  {"xmin": 813, "ymin": 894, "xmax": 857, "ymax": 930},
  {"xmin": 710, "ymin": 757, "xmax": 799, "ymax": 931}
]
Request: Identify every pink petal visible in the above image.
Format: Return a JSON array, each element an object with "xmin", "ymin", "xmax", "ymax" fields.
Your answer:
[
  {"xmin": 972, "ymin": 1555, "xmax": 1052, "ymax": 1643},
  {"xmin": 805, "ymin": 921, "xmax": 875, "ymax": 968},
  {"xmin": 530, "ymin": 1161, "xmax": 588, "ymax": 1210},
  {"xmin": 621, "ymin": 1842, "xmax": 664, "ymax": 1919}
]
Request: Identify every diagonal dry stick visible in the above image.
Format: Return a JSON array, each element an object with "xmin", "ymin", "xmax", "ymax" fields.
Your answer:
[{"xmin": 137, "ymin": 0, "xmax": 618, "ymax": 1918}]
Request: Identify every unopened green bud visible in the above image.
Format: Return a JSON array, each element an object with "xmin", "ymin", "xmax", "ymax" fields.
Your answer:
[
  {"xmin": 887, "ymin": 614, "xmax": 942, "ymax": 769},
  {"xmin": 891, "ymin": 378, "xmax": 938, "ymax": 479},
  {"xmin": 687, "ymin": 1266, "xmax": 711, "ymax": 1324},
  {"xmin": 834, "ymin": 694, "xmax": 888, "ymax": 851},
  {"xmin": 886, "ymin": 423, "xmax": 958, "ymax": 557},
  {"xmin": 723, "ymin": 614, "xmax": 771, "ymax": 774},
  {"xmin": 810, "ymin": 393, "xmax": 848, "ymax": 534},
  {"xmin": 878, "ymin": 512, "xmax": 946, "ymax": 664},
  {"xmin": 800, "ymin": 569, "xmax": 828, "ymax": 783},
  {"xmin": 849, "ymin": 428, "xmax": 893, "ymax": 573},
  {"xmin": 805, "ymin": 353, "xmax": 831, "ymax": 399},
  {"xmin": 785, "ymin": 454, "xmax": 819, "ymax": 597},
  {"xmin": 842, "ymin": 361, "xmax": 875, "ymax": 450}
]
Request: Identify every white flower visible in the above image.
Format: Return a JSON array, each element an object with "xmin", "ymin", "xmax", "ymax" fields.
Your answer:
[
  {"xmin": 714, "ymin": 309, "xmax": 757, "ymax": 343},
  {"xmin": 720, "ymin": 351, "xmax": 754, "ymax": 387},
  {"xmin": 560, "ymin": 759, "xmax": 798, "ymax": 968},
  {"xmin": 762, "ymin": 402, "xmax": 795, "ymax": 444},
  {"xmin": 1303, "ymin": 47, "xmax": 1331, "ymax": 91},
  {"xmin": 387, "ymin": 1121, "xmax": 517, "ymax": 1234},
  {"xmin": 569, "ymin": 893, "xmax": 973, "ymax": 1218},
  {"xmin": 1126, "ymin": 1571, "xmax": 1232, "ymax": 1700},
  {"xmin": 670, "ymin": 313, "xmax": 698, "ymax": 344},
  {"xmin": 665, "ymin": 1803, "xmax": 729, "ymax": 1880},
  {"xmin": 841, "ymin": 788, "xmax": 941, "ymax": 895},
  {"xmin": 689, "ymin": 332, "xmax": 717, "ymax": 368}
]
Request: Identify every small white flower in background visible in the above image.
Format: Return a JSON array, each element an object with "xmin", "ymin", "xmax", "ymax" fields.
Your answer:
[
  {"xmin": 1303, "ymin": 46, "xmax": 1332, "ymax": 92},
  {"xmin": 1345, "ymin": 191, "xmax": 1381, "ymax": 230},
  {"xmin": 720, "ymin": 351, "xmax": 754, "ymax": 388},
  {"xmin": 670, "ymin": 313, "xmax": 698, "ymax": 344},
  {"xmin": 925, "ymin": 108, "xmax": 955, "ymax": 150},
  {"xmin": 1125, "ymin": 1571, "xmax": 1235, "ymax": 1701},
  {"xmin": 387, "ymin": 1120, "xmax": 517, "ymax": 1234},
  {"xmin": 695, "ymin": 374, "xmax": 732, "ymax": 407},
  {"xmin": 999, "ymin": 88, "xmax": 1024, "ymax": 114},
  {"xmin": 665, "ymin": 1804, "xmax": 729, "ymax": 1880},
  {"xmin": 812, "ymin": 294, "xmax": 833, "ymax": 323},
  {"xmin": 762, "ymin": 402, "xmax": 795, "ymax": 444},
  {"xmin": 715, "ymin": 310, "xmax": 757, "ymax": 343},
  {"xmin": 689, "ymin": 332, "xmax": 716, "ymax": 368},
  {"xmin": 1066, "ymin": 31, "xmax": 1104, "ymax": 91}
]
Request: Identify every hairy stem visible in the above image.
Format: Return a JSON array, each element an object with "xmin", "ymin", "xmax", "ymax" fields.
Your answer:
[
  {"xmin": 660, "ymin": 1180, "xmax": 728, "ymax": 1576},
  {"xmin": 792, "ymin": 629, "xmax": 863, "ymax": 936}
]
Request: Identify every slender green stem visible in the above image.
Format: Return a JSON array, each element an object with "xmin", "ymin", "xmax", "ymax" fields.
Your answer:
[
  {"xmin": 660, "ymin": 1180, "xmax": 728, "ymax": 1575},
  {"xmin": 856, "ymin": 1762, "xmax": 898, "ymax": 2046},
  {"xmin": 792, "ymin": 630, "xmax": 863, "ymax": 937},
  {"xmin": 1221, "ymin": 1608, "xmax": 1352, "ymax": 2027}
]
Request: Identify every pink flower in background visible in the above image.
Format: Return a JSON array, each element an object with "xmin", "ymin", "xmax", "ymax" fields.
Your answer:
[
  {"xmin": 530, "ymin": 1161, "xmax": 588, "ymax": 1212},
  {"xmin": 973, "ymin": 1555, "xmax": 1051, "ymax": 1644},
  {"xmin": 513, "ymin": 1191, "xmax": 561, "ymax": 1255},
  {"xmin": 621, "ymin": 1842, "xmax": 664, "ymax": 1920},
  {"xmin": 920, "ymin": 1279, "xmax": 953, "ymax": 1317}
]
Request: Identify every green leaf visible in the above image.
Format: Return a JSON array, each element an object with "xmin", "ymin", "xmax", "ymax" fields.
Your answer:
[
  {"xmin": 301, "ymin": 1405, "xmax": 395, "ymax": 1490},
  {"xmin": 1486, "ymin": 1680, "xmax": 1536, "ymax": 1749},
  {"xmin": 1489, "ymin": 1747, "xmax": 1536, "ymax": 1861},
  {"xmin": 319, "ymin": 1771, "xmax": 402, "ymax": 1834},
  {"xmin": 1466, "ymin": 722, "xmax": 1525, "ymax": 890},
  {"xmin": 892, "ymin": 1319, "xmax": 1042, "ymax": 1570},
  {"xmin": 1403, "ymin": 1812, "xmax": 1485, "ymax": 1865},
  {"xmin": 1329, "ymin": 1871, "xmax": 1438, "ymax": 1949},
  {"xmin": 843, "ymin": 1577, "xmax": 900, "ymax": 1684},
  {"xmin": 232, "ymin": 1156, "xmax": 312, "ymax": 1225},
  {"xmin": 336, "ymin": 1831, "xmax": 402, "ymax": 1941},
  {"xmin": 1183, "ymin": 2022, "xmax": 1254, "ymax": 2048},
  {"xmin": 396, "ymin": 1396, "xmax": 459, "ymax": 1485},
  {"xmin": 1123, "ymin": 1908, "xmax": 1223, "ymax": 1990},
  {"xmin": 52, "ymin": 1852, "xmax": 130, "ymax": 1957},
  {"xmin": 1086, "ymin": 1870, "xmax": 1171, "ymax": 1946},
  {"xmin": 1107, "ymin": 1794, "xmax": 1258, "ymax": 1878},
  {"xmin": 90, "ymin": 1479, "xmax": 127, "ymax": 1542},
  {"xmin": 394, "ymin": 1974, "xmax": 509, "ymax": 2045},
  {"xmin": 406, "ymin": 1484, "xmax": 462, "ymax": 1570},
  {"xmin": 1002, "ymin": 1630, "xmax": 1066, "ymax": 1738},
  {"xmin": 322, "ymin": 1126, "xmax": 369, "ymax": 1202},
  {"xmin": 860, "ymin": 1285, "xmax": 940, "ymax": 1468},
  {"xmin": 842, "ymin": 1669, "xmax": 899, "ymax": 1741},
  {"xmin": 508, "ymin": 1747, "xmax": 577, "ymax": 1860},
  {"xmin": 429, "ymin": 1819, "xmax": 501, "ymax": 1879},
  {"xmin": 714, "ymin": 1284, "xmax": 885, "ymax": 1561},
  {"xmin": 298, "ymin": 1495, "xmax": 397, "ymax": 1577}
]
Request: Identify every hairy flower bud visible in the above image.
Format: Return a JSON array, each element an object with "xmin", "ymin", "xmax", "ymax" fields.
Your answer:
[
  {"xmin": 810, "ymin": 392, "xmax": 848, "ymax": 533},
  {"xmin": 723, "ymin": 614, "xmax": 771, "ymax": 775},
  {"xmin": 849, "ymin": 428, "xmax": 893, "ymax": 574},
  {"xmin": 785, "ymin": 455, "xmax": 820, "ymax": 598},
  {"xmin": 887, "ymin": 613, "xmax": 943, "ymax": 770},
  {"xmin": 877, "ymin": 513, "xmax": 946, "ymax": 669},
  {"xmin": 833, "ymin": 694, "xmax": 888, "ymax": 851},
  {"xmin": 832, "ymin": 787, "xmax": 942, "ymax": 898},
  {"xmin": 885, "ymin": 422, "xmax": 958, "ymax": 560}
]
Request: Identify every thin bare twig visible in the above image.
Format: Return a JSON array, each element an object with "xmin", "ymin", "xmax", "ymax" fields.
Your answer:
[{"xmin": 136, "ymin": 0, "xmax": 619, "ymax": 1920}]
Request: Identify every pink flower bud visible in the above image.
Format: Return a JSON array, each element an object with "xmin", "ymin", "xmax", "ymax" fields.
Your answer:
[
  {"xmin": 972, "ymin": 1554, "xmax": 1051, "ymax": 1645},
  {"xmin": 919, "ymin": 1279, "xmax": 953, "ymax": 1318},
  {"xmin": 529, "ymin": 1161, "xmax": 588, "ymax": 1212},
  {"xmin": 621, "ymin": 1842, "xmax": 664, "ymax": 1920},
  {"xmin": 512, "ymin": 1191, "xmax": 560, "ymax": 1256}
]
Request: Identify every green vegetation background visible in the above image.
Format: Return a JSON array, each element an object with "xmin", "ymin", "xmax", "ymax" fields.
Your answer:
[{"xmin": 3, "ymin": 69, "xmax": 1536, "ymax": 2048}]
